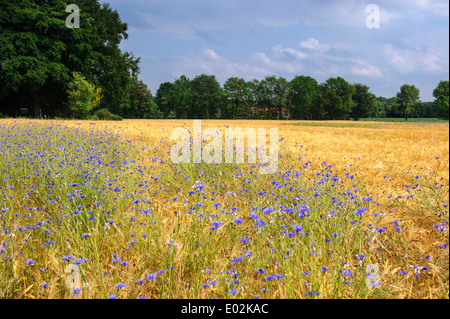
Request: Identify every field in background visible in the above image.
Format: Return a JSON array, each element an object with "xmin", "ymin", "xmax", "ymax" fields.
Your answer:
[{"xmin": 0, "ymin": 118, "xmax": 448, "ymax": 299}]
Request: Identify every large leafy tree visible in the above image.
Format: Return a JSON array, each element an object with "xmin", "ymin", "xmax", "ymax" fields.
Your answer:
[
  {"xmin": 315, "ymin": 77, "xmax": 355, "ymax": 120},
  {"xmin": 256, "ymin": 76, "xmax": 288, "ymax": 119},
  {"xmin": 66, "ymin": 71, "xmax": 102, "ymax": 118},
  {"xmin": 0, "ymin": 0, "xmax": 140, "ymax": 117},
  {"xmin": 155, "ymin": 82, "xmax": 175, "ymax": 118},
  {"xmin": 350, "ymin": 83, "xmax": 377, "ymax": 121},
  {"xmin": 288, "ymin": 75, "xmax": 318, "ymax": 120},
  {"xmin": 126, "ymin": 76, "xmax": 154, "ymax": 119},
  {"xmin": 170, "ymin": 75, "xmax": 191, "ymax": 119},
  {"xmin": 433, "ymin": 80, "xmax": 449, "ymax": 120},
  {"xmin": 190, "ymin": 74, "xmax": 221, "ymax": 119},
  {"xmin": 396, "ymin": 84, "xmax": 421, "ymax": 121},
  {"xmin": 222, "ymin": 77, "xmax": 251, "ymax": 119}
]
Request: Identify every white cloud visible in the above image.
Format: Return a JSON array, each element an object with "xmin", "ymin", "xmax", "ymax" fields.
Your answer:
[
  {"xmin": 299, "ymin": 38, "xmax": 329, "ymax": 53},
  {"xmin": 172, "ymin": 49, "xmax": 271, "ymax": 81},
  {"xmin": 172, "ymin": 39, "xmax": 386, "ymax": 84},
  {"xmin": 251, "ymin": 51, "xmax": 304, "ymax": 74},
  {"xmin": 384, "ymin": 43, "xmax": 447, "ymax": 74},
  {"xmin": 351, "ymin": 63, "xmax": 382, "ymax": 77}
]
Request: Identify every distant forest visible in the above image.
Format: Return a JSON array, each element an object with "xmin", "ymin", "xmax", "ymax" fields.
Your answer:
[{"xmin": 1, "ymin": 1, "xmax": 449, "ymax": 121}]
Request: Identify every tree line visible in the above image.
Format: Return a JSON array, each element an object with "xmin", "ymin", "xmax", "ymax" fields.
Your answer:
[
  {"xmin": 1, "ymin": 1, "xmax": 448, "ymax": 121},
  {"xmin": 153, "ymin": 74, "xmax": 448, "ymax": 121}
]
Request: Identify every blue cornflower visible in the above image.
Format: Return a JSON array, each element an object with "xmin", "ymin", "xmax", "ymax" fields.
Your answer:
[
  {"xmin": 62, "ymin": 255, "xmax": 74, "ymax": 262},
  {"xmin": 399, "ymin": 270, "xmax": 409, "ymax": 275},
  {"xmin": 433, "ymin": 223, "xmax": 447, "ymax": 232},
  {"xmin": 136, "ymin": 279, "xmax": 145, "ymax": 285},
  {"xmin": 116, "ymin": 283, "xmax": 126, "ymax": 288},
  {"xmin": 73, "ymin": 258, "xmax": 88, "ymax": 265},
  {"xmin": 72, "ymin": 287, "xmax": 82, "ymax": 297},
  {"xmin": 354, "ymin": 207, "xmax": 367, "ymax": 215},
  {"xmin": 240, "ymin": 237, "xmax": 250, "ymax": 244},
  {"xmin": 234, "ymin": 217, "xmax": 243, "ymax": 224},
  {"xmin": 305, "ymin": 291, "xmax": 320, "ymax": 297},
  {"xmin": 254, "ymin": 219, "xmax": 266, "ymax": 228},
  {"xmin": 147, "ymin": 273, "xmax": 157, "ymax": 281},
  {"xmin": 320, "ymin": 266, "xmax": 329, "ymax": 272},
  {"xmin": 257, "ymin": 268, "xmax": 266, "ymax": 274},
  {"xmin": 293, "ymin": 224, "xmax": 303, "ymax": 233},
  {"xmin": 264, "ymin": 275, "xmax": 274, "ymax": 281},
  {"xmin": 341, "ymin": 269, "xmax": 353, "ymax": 277},
  {"xmin": 231, "ymin": 256, "xmax": 243, "ymax": 264},
  {"xmin": 109, "ymin": 294, "xmax": 117, "ymax": 299},
  {"xmin": 249, "ymin": 211, "xmax": 258, "ymax": 220},
  {"xmin": 356, "ymin": 253, "xmax": 366, "ymax": 264},
  {"xmin": 298, "ymin": 205, "xmax": 310, "ymax": 214},
  {"xmin": 228, "ymin": 288, "xmax": 238, "ymax": 296},
  {"xmin": 26, "ymin": 259, "xmax": 35, "ymax": 265}
]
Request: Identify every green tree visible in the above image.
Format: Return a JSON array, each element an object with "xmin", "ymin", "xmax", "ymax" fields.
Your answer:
[
  {"xmin": 378, "ymin": 96, "xmax": 399, "ymax": 118},
  {"xmin": 66, "ymin": 72, "xmax": 101, "ymax": 119},
  {"xmin": 155, "ymin": 82, "xmax": 175, "ymax": 118},
  {"xmin": 256, "ymin": 76, "xmax": 288, "ymax": 119},
  {"xmin": 127, "ymin": 77, "xmax": 154, "ymax": 119},
  {"xmin": 433, "ymin": 80, "xmax": 449, "ymax": 120},
  {"xmin": 223, "ymin": 77, "xmax": 251, "ymax": 119},
  {"xmin": 372, "ymin": 97, "xmax": 387, "ymax": 118},
  {"xmin": 396, "ymin": 84, "xmax": 421, "ymax": 121},
  {"xmin": 170, "ymin": 75, "xmax": 191, "ymax": 119},
  {"xmin": 288, "ymin": 75, "xmax": 318, "ymax": 120},
  {"xmin": 0, "ymin": 0, "xmax": 140, "ymax": 117},
  {"xmin": 316, "ymin": 77, "xmax": 355, "ymax": 120},
  {"xmin": 350, "ymin": 83, "xmax": 377, "ymax": 121},
  {"xmin": 190, "ymin": 74, "xmax": 221, "ymax": 119}
]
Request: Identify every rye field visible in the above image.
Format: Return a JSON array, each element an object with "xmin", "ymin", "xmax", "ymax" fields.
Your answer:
[{"xmin": 0, "ymin": 118, "xmax": 448, "ymax": 299}]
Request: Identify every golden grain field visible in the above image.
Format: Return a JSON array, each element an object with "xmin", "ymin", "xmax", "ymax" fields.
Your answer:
[{"xmin": 0, "ymin": 119, "xmax": 448, "ymax": 299}]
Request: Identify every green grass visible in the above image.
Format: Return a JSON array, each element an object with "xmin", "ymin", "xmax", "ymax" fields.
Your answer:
[
  {"xmin": 359, "ymin": 118, "xmax": 448, "ymax": 123},
  {"xmin": 285, "ymin": 122, "xmax": 384, "ymax": 129}
]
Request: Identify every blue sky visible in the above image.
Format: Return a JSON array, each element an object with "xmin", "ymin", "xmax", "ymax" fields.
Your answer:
[{"xmin": 100, "ymin": 0, "xmax": 448, "ymax": 101}]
